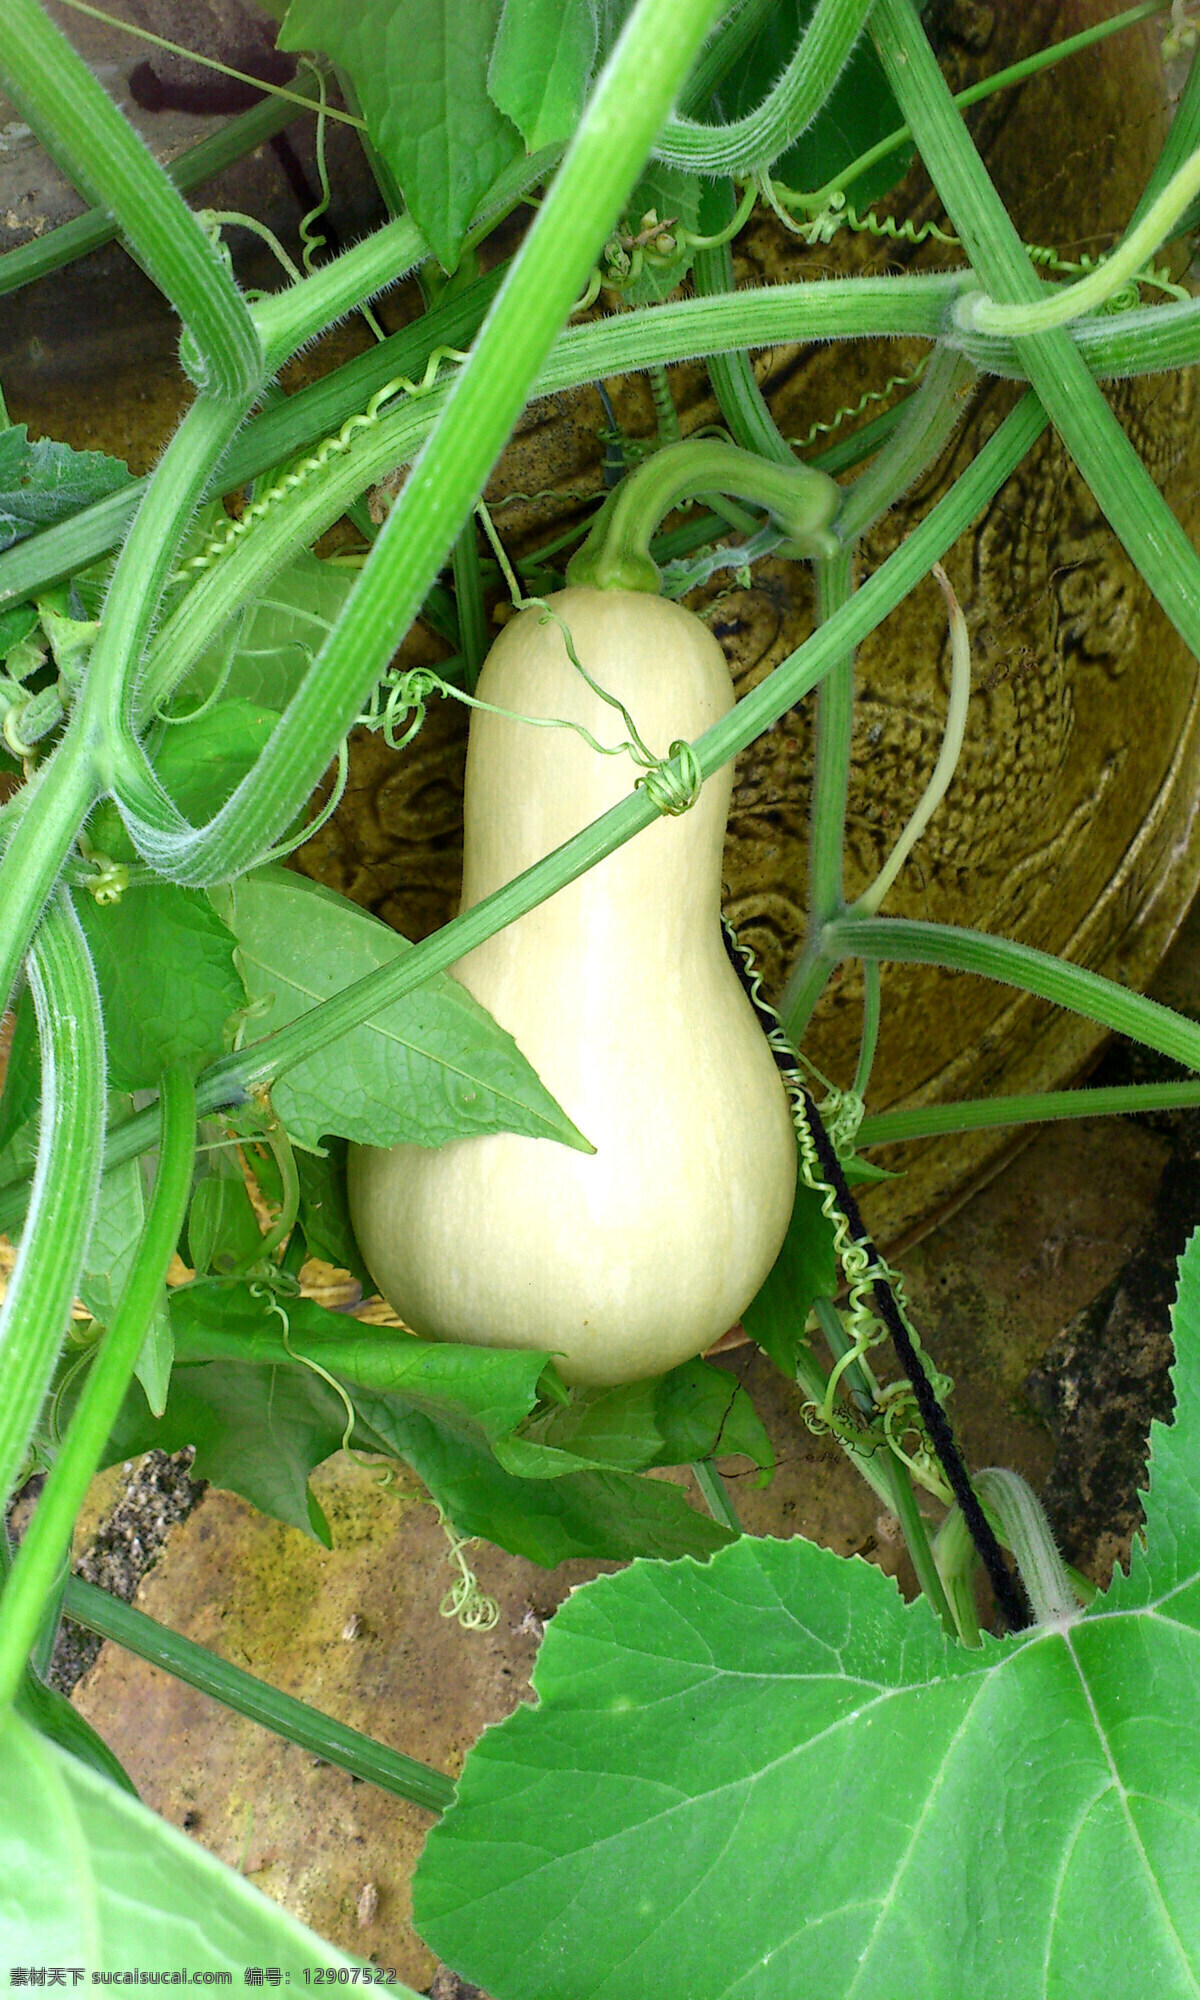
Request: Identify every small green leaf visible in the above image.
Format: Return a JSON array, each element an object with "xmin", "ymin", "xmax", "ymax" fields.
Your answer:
[
  {"xmin": 295, "ymin": 1139, "xmax": 372, "ymax": 1286},
  {"xmin": 174, "ymin": 551, "xmax": 358, "ymax": 714},
  {"xmin": 0, "ymin": 426, "xmax": 132, "ymax": 552},
  {"xmin": 617, "ymin": 163, "xmax": 703, "ymax": 305},
  {"xmin": 487, "ymin": 0, "xmax": 600, "ymax": 149},
  {"xmin": 105, "ymin": 1342, "xmax": 345, "ymax": 1545},
  {"xmin": 0, "ymin": 601, "xmax": 38, "ymax": 659},
  {"xmin": 277, "ymin": 0, "xmax": 522, "ymax": 269},
  {"xmin": 652, "ymin": 1356, "xmax": 773, "ymax": 1477},
  {"xmin": 741, "ymin": 1155, "xmax": 834, "ymax": 1373},
  {"xmin": 211, "ymin": 867, "xmax": 590, "ymax": 1152},
  {"xmin": 187, "ymin": 1173, "xmax": 265, "ymax": 1277},
  {"xmin": 170, "ymin": 1282, "xmax": 559, "ymax": 1445},
  {"xmin": 0, "ymin": 1712, "xmax": 386, "ymax": 1977},
  {"xmin": 75, "ymin": 885, "xmax": 244, "ymax": 1092},
  {"xmin": 87, "ymin": 700, "xmax": 281, "ymax": 863}
]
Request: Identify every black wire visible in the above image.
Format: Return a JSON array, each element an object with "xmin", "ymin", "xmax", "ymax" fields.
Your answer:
[
  {"xmin": 797, "ymin": 1088, "xmax": 1029, "ymax": 1634},
  {"xmin": 717, "ymin": 920, "xmax": 1029, "ymax": 1632}
]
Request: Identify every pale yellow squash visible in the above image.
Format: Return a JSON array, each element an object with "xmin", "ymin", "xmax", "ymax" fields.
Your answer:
[{"xmin": 348, "ymin": 586, "xmax": 798, "ymax": 1386}]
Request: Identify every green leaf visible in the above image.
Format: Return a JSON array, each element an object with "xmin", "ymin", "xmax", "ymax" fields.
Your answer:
[
  {"xmin": 358, "ymin": 1399, "xmax": 735, "ymax": 1565},
  {"xmin": 295, "ymin": 1138, "xmax": 372, "ymax": 1285},
  {"xmin": 651, "ymin": 1355, "xmax": 773, "ymax": 1478},
  {"xmin": 0, "ymin": 1712, "xmax": 391, "ymax": 1978},
  {"xmin": 15, "ymin": 1665, "xmax": 138, "ymax": 1796},
  {"xmin": 174, "ymin": 550, "xmax": 358, "ymax": 713},
  {"xmin": 0, "ymin": 425, "xmax": 132, "ymax": 553},
  {"xmin": 487, "ymin": 0, "xmax": 601, "ymax": 150},
  {"xmin": 75, "ymin": 885, "xmax": 244, "ymax": 1092},
  {"xmin": 105, "ymin": 1342, "xmax": 344, "ymax": 1545},
  {"xmin": 80, "ymin": 1110, "xmax": 175, "ymax": 1415},
  {"xmin": 741, "ymin": 1156, "xmax": 834, "ymax": 1373},
  {"xmin": 170, "ymin": 1280, "xmax": 559, "ymax": 1445},
  {"xmin": 0, "ymin": 600, "xmax": 38, "ymax": 659},
  {"xmin": 187, "ymin": 1172, "xmax": 265, "ymax": 1277},
  {"xmin": 211, "ymin": 867, "xmax": 589, "ymax": 1152},
  {"xmin": 617, "ymin": 163, "xmax": 703, "ymax": 305},
  {"xmin": 0, "ymin": 981, "xmax": 39, "ymax": 1154},
  {"xmin": 87, "ymin": 700, "xmax": 281, "ymax": 863},
  {"xmin": 413, "ymin": 1243, "xmax": 1200, "ymax": 1998},
  {"xmin": 277, "ymin": 0, "xmax": 522, "ymax": 270}
]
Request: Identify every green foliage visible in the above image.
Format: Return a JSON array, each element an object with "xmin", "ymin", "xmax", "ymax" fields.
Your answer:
[
  {"xmin": 0, "ymin": 1711, "xmax": 387, "ymax": 1979},
  {"xmin": 294, "ymin": 1137, "xmax": 372, "ymax": 1284},
  {"xmin": 81, "ymin": 1113, "xmax": 174, "ymax": 1415},
  {"xmin": 741, "ymin": 1162, "xmax": 836, "ymax": 1372},
  {"xmin": 102, "ymin": 1279, "xmax": 760, "ymax": 1562},
  {"xmin": 211, "ymin": 866, "xmax": 592, "ymax": 1152},
  {"xmin": 277, "ymin": 0, "xmax": 522, "ymax": 270},
  {"xmin": 0, "ymin": 983, "xmax": 38, "ymax": 1154},
  {"xmin": 0, "ymin": 425, "xmax": 132, "ymax": 552},
  {"xmin": 414, "ymin": 1239, "xmax": 1200, "ymax": 1997},
  {"xmin": 74, "ymin": 886, "xmax": 243, "ymax": 1091}
]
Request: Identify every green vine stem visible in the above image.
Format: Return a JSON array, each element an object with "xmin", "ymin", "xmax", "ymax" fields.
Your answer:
[
  {"xmin": 248, "ymin": 216, "xmax": 424, "ymax": 375},
  {"xmin": 692, "ymin": 209, "xmax": 796, "ymax": 466},
  {"xmin": 819, "ymin": 913, "xmax": 1200, "ymax": 1074},
  {"xmin": 972, "ymin": 1469, "xmax": 1082, "ymax": 1628},
  {"xmin": 803, "ymin": 346, "xmax": 977, "ymax": 984},
  {"xmin": 691, "ymin": 1459, "xmax": 743, "ymax": 1535},
  {"xmin": 568, "ymin": 439, "xmax": 840, "ymax": 592},
  {"xmin": 872, "ymin": 0, "xmax": 1200, "ymax": 703},
  {"xmin": 0, "ymin": 0, "xmax": 264, "ymax": 401},
  {"xmin": 61, "ymin": 1578, "xmax": 455, "ymax": 1815},
  {"xmin": 806, "ymin": 0, "xmax": 1170, "ymax": 212},
  {"xmin": 453, "ymin": 520, "xmax": 489, "ymax": 695},
  {"xmin": 0, "ymin": 1067, "xmax": 196, "ymax": 1711},
  {"xmin": 0, "ymin": 267, "xmax": 967, "ymax": 609},
  {"xmin": 0, "ymin": 392, "xmax": 252, "ymax": 1024},
  {"xmin": 652, "ymin": 0, "xmax": 874, "ymax": 173},
  {"xmin": 857, "ymin": 1078, "xmax": 1200, "ymax": 1146},
  {"xmin": 1129, "ymin": 11, "xmax": 1200, "ymax": 224},
  {"xmin": 105, "ymin": 0, "xmax": 733, "ymax": 887},
  {"xmin": 0, "ymin": 80, "xmax": 322, "ymax": 299},
  {"xmin": 0, "ymin": 893, "xmax": 105, "ymax": 1520}
]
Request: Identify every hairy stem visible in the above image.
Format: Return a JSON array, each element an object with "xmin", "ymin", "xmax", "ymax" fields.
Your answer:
[
  {"xmin": 0, "ymin": 894, "xmax": 105, "ymax": 1519},
  {"xmin": 0, "ymin": 1068, "xmax": 196, "ymax": 1710},
  {"xmin": 0, "ymin": 0, "xmax": 263, "ymax": 398}
]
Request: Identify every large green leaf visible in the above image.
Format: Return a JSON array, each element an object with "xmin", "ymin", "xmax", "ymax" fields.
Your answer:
[
  {"xmin": 75, "ymin": 885, "xmax": 244, "ymax": 1091},
  {"xmin": 0, "ymin": 425, "xmax": 132, "ymax": 552},
  {"xmin": 0, "ymin": 1712, "xmax": 397, "ymax": 1980},
  {"xmin": 487, "ymin": 0, "xmax": 604, "ymax": 150},
  {"xmin": 413, "ymin": 1246, "xmax": 1200, "ymax": 1997},
  {"xmin": 211, "ymin": 867, "xmax": 590, "ymax": 1152},
  {"xmin": 277, "ymin": 0, "xmax": 521, "ymax": 270}
]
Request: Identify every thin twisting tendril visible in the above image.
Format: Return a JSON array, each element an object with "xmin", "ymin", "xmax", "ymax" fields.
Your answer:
[
  {"xmin": 787, "ymin": 355, "xmax": 930, "ymax": 450},
  {"xmin": 721, "ymin": 918, "xmax": 951, "ymax": 1493},
  {"xmin": 437, "ymin": 1513, "xmax": 500, "ymax": 1632},
  {"xmin": 171, "ymin": 352, "xmax": 471, "ymax": 580}
]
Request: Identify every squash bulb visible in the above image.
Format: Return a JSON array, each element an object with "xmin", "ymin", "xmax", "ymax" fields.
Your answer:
[{"xmin": 348, "ymin": 587, "xmax": 797, "ymax": 1386}]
